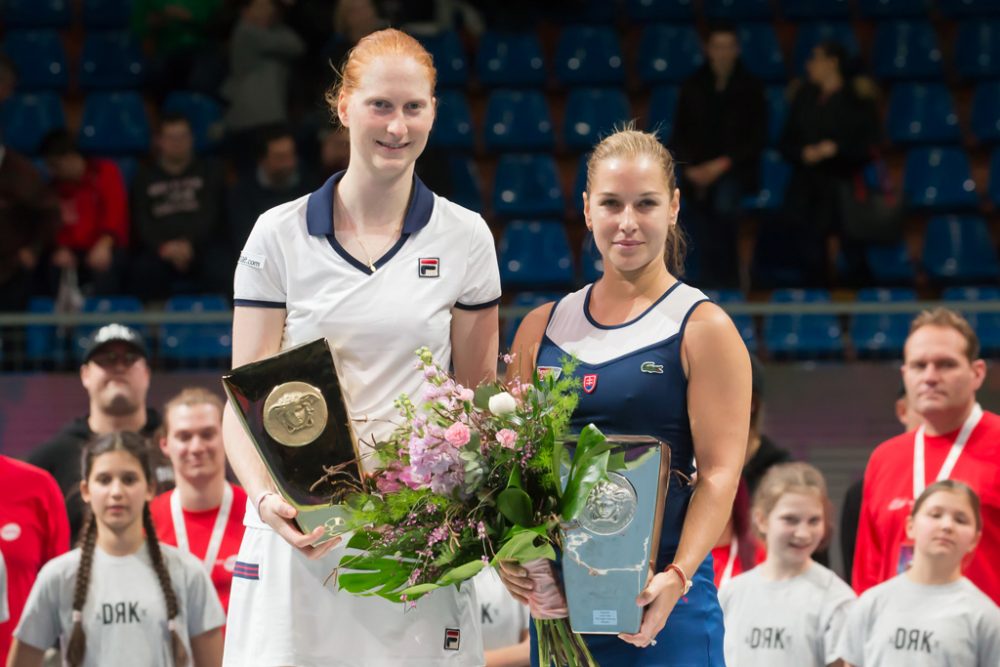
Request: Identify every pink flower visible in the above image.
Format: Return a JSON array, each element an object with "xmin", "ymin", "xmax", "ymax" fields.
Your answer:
[
  {"xmin": 444, "ymin": 422, "xmax": 471, "ymax": 447},
  {"xmin": 376, "ymin": 471, "xmax": 402, "ymax": 493},
  {"xmin": 496, "ymin": 428, "xmax": 518, "ymax": 449},
  {"xmin": 502, "ymin": 353, "xmax": 514, "ymax": 364},
  {"xmin": 456, "ymin": 386, "xmax": 474, "ymax": 402}
]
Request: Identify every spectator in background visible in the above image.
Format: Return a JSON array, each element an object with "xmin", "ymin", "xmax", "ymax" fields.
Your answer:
[
  {"xmin": 318, "ymin": 125, "xmax": 351, "ymax": 177},
  {"xmin": 671, "ymin": 22, "xmax": 767, "ymax": 289},
  {"xmin": 0, "ymin": 455, "xmax": 69, "ymax": 664},
  {"xmin": 28, "ymin": 324, "xmax": 166, "ymax": 543},
  {"xmin": 150, "ymin": 388, "xmax": 247, "ymax": 615},
  {"xmin": 840, "ymin": 386, "xmax": 921, "ymax": 583},
  {"xmin": 854, "ymin": 308, "xmax": 1000, "ymax": 604},
  {"xmin": 222, "ymin": 0, "xmax": 304, "ymax": 166},
  {"xmin": 0, "ymin": 140, "xmax": 60, "ymax": 311},
  {"xmin": 130, "ymin": 113, "xmax": 228, "ymax": 300},
  {"xmin": 228, "ymin": 125, "xmax": 314, "ymax": 253},
  {"xmin": 779, "ymin": 40, "xmax": 880, "ymax": 287},
  {"xmin": 131, "ymin": 0, "xmax": 225, "ymax": 101},
  {"xmin": 39, "ymin": 130, "xmax": 129, "ymax": 298},
  {"xmin": 0, "ymin": 54, "xmax": 15, "ymax": 106}
]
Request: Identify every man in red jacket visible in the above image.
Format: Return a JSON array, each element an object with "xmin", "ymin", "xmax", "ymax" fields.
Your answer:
[
  {"xmin": 853, "ymin": 308, "xmax": 1000, "ymax": 603},
  {"xmin": 39, "ymin": 129, "xmax": 129, "ymax": 296}
]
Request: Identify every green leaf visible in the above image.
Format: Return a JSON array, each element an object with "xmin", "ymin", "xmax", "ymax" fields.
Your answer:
[
  {"xmin": 436, "ymin": 559, "xmax": 487, "ymax": 586},
  {"xmin": 561, "ymin": 449, "xmax": 610, "ymax": 522},
  {"xmin": 608, "ymin": 451, "xmax": 626, "ymax": 472},
  {"xmin": 398, "ymin": 582, "xmax": 441, "ymax": 596},
  {"xmin": 507, "ymin": 464, "xmax": 523, "ymax": 490},
  {"xmin": 497, "ymin": 487, "xmax": 533, "ymax": 526},
  {"xmin": 346, "ymin": 530, "xmax": 375, "ymax": 550},
  {"xmin": 492, "ymin": 526, "xmax": 556, "ymax": 564},
  {"xmin": 474, "ymin": 385, "xmax": 501, "ymax": 410}
]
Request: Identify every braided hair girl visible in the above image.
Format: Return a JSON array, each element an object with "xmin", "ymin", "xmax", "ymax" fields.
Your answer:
[{"xmin": 8, "ymin": 432, "xmax": 225, "ymax": 667}]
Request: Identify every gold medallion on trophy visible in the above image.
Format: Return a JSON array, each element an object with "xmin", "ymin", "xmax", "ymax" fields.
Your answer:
[{"xmin": 263, "ymin": 381, "xmax": 328, "ymax": 447}]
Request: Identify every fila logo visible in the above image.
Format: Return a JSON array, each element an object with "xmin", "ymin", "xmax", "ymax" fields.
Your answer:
[
  {"xmin": 582, "ymin": 374, "xmax": 598, "ymax": 394},
  {"xmin": 640, "ymin": 361, "xmax": 664, "ymax": 374},
  {"xmin": 443, "ymin": 628, "xmax": 461, "ymax": 651},
  {"xmin": 536, "ymin": 366, "xmax": 562, "ymax": 381},
  {"xmin": 419, "ymin": 257, "xmax": 440, "ymax": 278}
]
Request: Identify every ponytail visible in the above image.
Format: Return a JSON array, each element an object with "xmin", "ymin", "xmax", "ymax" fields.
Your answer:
[
  {"xmin": 144, "ymin": 503, "xmax": 189, "ymax": 667},
  {"xmin": 66, "ymin": 513, "xmax": 98, "ymax": 667}
]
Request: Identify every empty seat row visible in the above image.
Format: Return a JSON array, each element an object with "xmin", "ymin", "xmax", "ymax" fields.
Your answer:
[
  {"xmin": 3, "ymin": 0, "xmax": 133, "ymax": 29},
  {"xmin": 418, "ymin": 20, "xmax": 1000, "ymax": 90},
  {"xmin": 1, "ymin": 30, "xmax": 145, "ymax": 91},
  {"xmin": 1, "ymin": 91, "xmax": 222, "ymax": 155},
  {"xmin": 25, "ymin": 294, "xmax": 231, "ymax": 367}
]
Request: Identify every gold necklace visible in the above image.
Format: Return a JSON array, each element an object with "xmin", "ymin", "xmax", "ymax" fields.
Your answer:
[{"xmin": 354, "ymin": 222, "xmax": 402, "ymax": 271}]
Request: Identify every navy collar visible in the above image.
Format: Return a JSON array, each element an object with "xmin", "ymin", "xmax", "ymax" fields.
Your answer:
[{"xmin": 305, "ymin": 170, "xmax": 435, "ymax": 237}]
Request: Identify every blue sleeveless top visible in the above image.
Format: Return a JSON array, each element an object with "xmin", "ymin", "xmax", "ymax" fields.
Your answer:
[{"xmin": 535, "ymin": 280, "xmax": 709, "ymax": 565}]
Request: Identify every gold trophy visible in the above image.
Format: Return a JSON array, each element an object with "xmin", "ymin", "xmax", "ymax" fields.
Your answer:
[{"xmin": 222, "ymin": 339, "xmax": 362, "ymax": 542}]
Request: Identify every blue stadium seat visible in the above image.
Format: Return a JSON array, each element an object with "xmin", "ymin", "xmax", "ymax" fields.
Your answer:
[
  {"xmin": 858, "ymin": 0, "xmax": 930, "ymax": 17},
  {"xmin": 922, "ymin": 215, "xmax": 1000, "ymax": 284},
  {"xmin": 942, "ymin": 286, "xmax": 1000, "ymax": 356},
  {"xmin": 25, "ymin": 297, "xmax": 62, "ymax": 365},
  {"xmin": 765, "ymin": 85, "xmax": 788, "ymax": 145},
  {"xmin": 2, "ymin": 0, "xmax": 71, "ymax": 28},
  {"xmin": 493, "ymin": 154, "xmax": 564, "ymax": 218},
  {"xmin": 873, "ymin": 21, "xmax": 943, "ymax": 81},
  {"xmin": 162, "ymin": 91, "xmax": 225, "ymax": 153},
  {"xmin": 903, "ymin": 147, "xmax": 979, "ymax": 210},
  {"xmin": 704, "ymin": 0, "xmax": 772, "ymax": 20},
  {"xmin": 498, "ymin": 221, "xmax": 575, "ymax": 288},
  {"xmin": 764, "ymin": 289, "xmax": 844, "ymax": 359},
  {"xmin": 886, "ymin": 83, "xmax": 960, "ymax": 145},
  {"xmin": 738, "ymin": 24, "xmax": 787, "ymax": 83},
  {"xmin": 74, "ymin": 296, "xmax": 146, "ymax": 361},
  {"xmin": 991, "ymin": 148, "xmax": 1000, "ymax": 205},
  {"xmin": 637, "ymin": 25, "xmax": 703, "ymax": 85},
  {"xmin": 744, "ymin": 150, "xmax": 791, "ymax": 211},
  {"xmin": 77, "ymin": 92, "xmax": 151, "ymax": 155},
  {"xmin": 850, "ymin": 288, "xmax": 916, "ymax": 359},
  {"xmin": 580, "ymin": 235, "xmax": 603, "ymax": 283},
  {"xmin": 971, "ymin": 82, "xmax": 1000, "ymax": 144},
  {"xmin": 956, "ymin": 21, "xmax": 1000, "ymax": 80},
  {"xmin": 646, "ymin": 85, "xmax": 679, "ymax": 139},
  {"xmin": 82, "ymin": 0, "xmax": 132, "ymax": 29},
  {"xmin": 111, "ymin": 156, "xmax": 138, "ymax": 186},
  {"xmin": 419, "ymin": 31, "xmax": 467, "ymax": 87},
  {"xmin": 554, "ymin": 26, "xmax": 624, "ymax": 86},
  {"xmin": 563, "ymin": 88, "xmax": 632, "ymax": 151},
  {"xmin": 483, "ymin": 90, "xmax": 554, "ymax": 152},
  {"xmin": 571, "ymin": 154, "xmax": 589, "ymax": 215},
  {"xmin": 503, "ymin": 291, "xmax": 565, "ymax": 348},
  {"xmin": 476, "ymin": 31, "xmax": 546, "ymax": 87},
  {"xmin": 626, "ymin": 0, "xmax": 695, "ymax": 21},
  {"xmin": 448, "ymin": 157, "xmax": 483, "ymax": 212},
  {"xmin": 0, "ymin": 92, "xmax": 65, "ymax": 155},
  {"xmin": 79, "ymin": 31, "xmax": 146, "ymax": 90},
  {"xmin": 427, "ymin": 90, "xmax": 473, "ymax": 151},
  {"xmin": 703, "ymin": 289, "xmax": 758, "ymax": 352},
  {"xmin": 1, "ymin": 30, "xmax": 68, "ymax": 90},
  {"xmin": 939, "ymin": 0, "xmax": 1000, "ymax": 17},
  {"xmin": 781, "ymin": 0, "xmax": 850, "ymax": 19},
  {"xmin": 792, "ymin": 23, "xmax": 859, "ymax": 75},
  {"xmin": 865, "ymin": 242, "xmax": 916, "ymax": 285},
  {"xmin": 161, "ymin": 295, "xmax": 232, "ymax": 364}
]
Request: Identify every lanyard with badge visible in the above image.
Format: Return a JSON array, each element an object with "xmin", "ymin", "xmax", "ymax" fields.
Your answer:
[
  {"xmin": 898, "ymin": 403, "xmax": 983, "ymax": 573},
  {"xmin": 170, "ymin": 484, "xmax": 233, "ymax": 574},
  {"xmin": 719, "ymin": 536, "xmax": 738, "ymax": 589}
]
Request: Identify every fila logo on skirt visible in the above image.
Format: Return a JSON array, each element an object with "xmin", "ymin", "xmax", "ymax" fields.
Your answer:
[{"xmin": 444, "ymin": 628, "xmax": 461, "ymax": 650}]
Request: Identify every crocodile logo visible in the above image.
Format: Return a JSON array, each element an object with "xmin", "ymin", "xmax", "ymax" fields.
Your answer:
[{"xmin": 640, "ymin": 361, "xmax": 664, "ymax": 374}]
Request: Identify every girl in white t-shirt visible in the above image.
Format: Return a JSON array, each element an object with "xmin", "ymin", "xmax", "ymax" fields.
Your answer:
[
  {"xmin": 839, "ymin": 480, "xmax": 1000, "ymax": 667},
  {"xmin": 721, "ymin": 462, "xmax": 855, "ymax": 667},
  {"xmin": 8, "ymin": 431, "xmax": 225, "ymax": 667}
]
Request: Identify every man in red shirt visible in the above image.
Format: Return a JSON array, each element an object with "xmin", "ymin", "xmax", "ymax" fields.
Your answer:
[
  {"xmin": 0, "ymin": 456, "xmax": 70, "ymax": 663},
  {"xmin": 39, "ymin": 129, "xmax": 129, "ymax": 296},
  {"xmin": 853, "ymin": 308, "xmax": 1000, "ymax": 603},
  {"xmin": 150, "ymin": 387, "xmax": 247, "ymax": 613}
]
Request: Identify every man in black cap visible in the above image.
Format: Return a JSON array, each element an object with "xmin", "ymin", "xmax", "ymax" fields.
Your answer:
[{"xmin": 28, "ymin": 323, "xmax": 165, "ymax": 543}]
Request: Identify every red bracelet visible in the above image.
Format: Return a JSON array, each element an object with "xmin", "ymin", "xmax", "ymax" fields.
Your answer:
[{"xmin": 664, "ymin": 563, "xmax": 693, "ymax": 595}]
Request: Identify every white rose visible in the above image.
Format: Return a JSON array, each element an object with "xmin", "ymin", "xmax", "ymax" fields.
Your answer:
[{"xmin": 488, "ymin": 391, "xmax": 517, "ymax": 415}]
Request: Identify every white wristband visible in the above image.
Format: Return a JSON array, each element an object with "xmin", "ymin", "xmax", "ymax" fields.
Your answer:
[{"xmin": 255, "ymin": 490, "xmax": 277, "ymax": 515}]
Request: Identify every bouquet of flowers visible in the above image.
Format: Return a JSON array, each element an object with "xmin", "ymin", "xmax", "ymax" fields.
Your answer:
[{"xmin": 332, "ymin": 348, "xmax": 620, "ymax": 667}]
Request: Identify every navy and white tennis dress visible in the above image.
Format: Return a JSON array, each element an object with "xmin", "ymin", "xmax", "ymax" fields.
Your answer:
[{"xmin": 532, "ymin": 280, "xmax": 726, "ymax": 666}]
